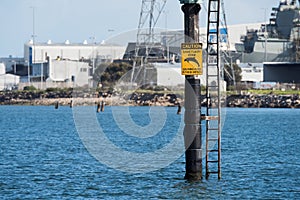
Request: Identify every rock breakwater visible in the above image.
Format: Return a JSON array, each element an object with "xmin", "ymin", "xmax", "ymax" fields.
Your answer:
[
  {"xmin": 1, "ymin": 90, "xmax": 299, "ymax": 108},
  {"xmin": 128, "ymin": 93, "xmax": 182, "ymax": 106},
  {"xmin": 226, "ymin": 94, "xmax": 300, "ymax": 108}
]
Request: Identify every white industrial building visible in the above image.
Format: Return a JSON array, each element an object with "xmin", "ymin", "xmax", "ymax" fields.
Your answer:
[
  {"xmin": 155, "ymin": 63, "xmax": 183, "ymax": 86},
  {"xmin": 47, "ymin": 60, "xmax": 90, "ymax": 86},
  {"xmin": 24, "ymin": 40, "xmax": 126, "ymax": 64},
  {"xmin": 0, "ymin": 63, "xmax": 20, "ymax": 91},
  {"xmin": 22, "ymin": 40, "xmax": 126, "ymax": 89},
  {"xmin": 239, "ymin": 63, "xmax": 264, "ymax": 82},
  {"xmin": 148, "ymin": 63, "xmax": 226, "ymax": 91}
]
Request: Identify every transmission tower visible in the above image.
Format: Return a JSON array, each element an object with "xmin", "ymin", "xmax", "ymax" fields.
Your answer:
[{"xmin": 131, "ymin": 0, "xmax": 167, "ymax": 84}]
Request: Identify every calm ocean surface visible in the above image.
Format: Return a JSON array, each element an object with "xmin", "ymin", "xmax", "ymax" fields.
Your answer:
[{"xmin": 0, "ymin": 106, "xmax": 300, "ymax": 199}]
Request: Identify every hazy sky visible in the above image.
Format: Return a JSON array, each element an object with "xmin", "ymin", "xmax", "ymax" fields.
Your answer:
[{"xmin": 0, "ymin": 0, "xmax": 279, "ymax": 57}]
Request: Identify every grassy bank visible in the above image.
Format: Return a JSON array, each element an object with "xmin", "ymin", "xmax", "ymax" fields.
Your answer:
[{"xmin": 227, "ymin": 89, "xmax": 300, "ymax": 96}]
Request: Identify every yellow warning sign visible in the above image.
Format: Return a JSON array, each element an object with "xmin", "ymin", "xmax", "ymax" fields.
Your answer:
[{"xmin": 181, "ymin": 43, "xmax": 203, "ymax": 75}]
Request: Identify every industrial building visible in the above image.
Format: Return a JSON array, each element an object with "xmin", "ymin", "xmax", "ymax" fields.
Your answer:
[
  {"xmin": 1, "ymin": 21, "xmax": 298, "ymax": 90},
  {"xmin": 0, "ymin": 40, "xmax": 126, "ymax": 90},
  {"xmin": 24, "ymin": 40, "xmax": 126, "ymax": 64},
  {"xmin": 22, "ymin": 40, "xmax": 126, "ymax": 89},
  {"xmin": 264, "ymin": 62, "xmax": 300, "ymax": 83},
  {"xmin": 238, "ymin": 63, "xmax": 264, "ymax": 82},
  {"xmin": 0, "ymin": 63, "xmax": 20, "ymax": 90},
  {"xmin": 124, "ymin": 62, "xmax": 226, "ymax": 92}
]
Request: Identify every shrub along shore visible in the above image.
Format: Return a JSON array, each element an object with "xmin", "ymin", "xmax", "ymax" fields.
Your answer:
[{"xmin": 0, "ymin": 89, "xmax": 300, "ymax": 108}]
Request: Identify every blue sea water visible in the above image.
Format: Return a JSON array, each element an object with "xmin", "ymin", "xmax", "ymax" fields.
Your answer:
[{"xmin": 0, "ymin": 106, "xmax": 300, "ymax": 199}]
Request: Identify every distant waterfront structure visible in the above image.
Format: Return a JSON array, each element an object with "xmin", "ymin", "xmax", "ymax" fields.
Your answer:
[
  {"xmin": 264, "ymin": 62, "xmax": 300, "ymax": 83},
  {"xmin": 24, "ymin": 40, "xmax": 126, "ymax": 65},
  {"xmin": 122, "ymin": 23, "xmax": 264, "ymax": 87},
  {"xmin": 238, "ymin": 63, "xmax": 264, "ymax": 82},
  {"xmin": 126, "ymin": 62, "xmax": 226, "ymax": 91},
  {"xmin": 0, "ymin": 57, "xmax": 24, "ymax": 74},
  {"xmin": 156, "ymin": 23, "xmax": 262, "ymax": 52},
  {"xmin": 21, "ymin": 40, "xmax": 126, "ymax": 89},
  {"xmin": 1, "ymin": 17, "xmax": 299, "ymax": 90},
  {"xmin": 0, "ymin": 62, "xmax": 20, "ymax": 90},
  {"xmin": 233, "ymin": 0, "xmax": 300, "ymax": 63}
]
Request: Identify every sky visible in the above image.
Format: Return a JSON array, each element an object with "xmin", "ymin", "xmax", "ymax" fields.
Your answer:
[{"xmin": 0, "ymin": 0, "xmax": 279, "ymax": 57}]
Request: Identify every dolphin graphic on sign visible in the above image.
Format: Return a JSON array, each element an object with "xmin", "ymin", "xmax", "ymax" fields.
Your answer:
[
  {"xmin": 181, "ymin": 42, "xmax": 203, "ymax": 75},
  {"xmin": 184, "ymin": 57, "xmax": 200, "ymax": 67}
]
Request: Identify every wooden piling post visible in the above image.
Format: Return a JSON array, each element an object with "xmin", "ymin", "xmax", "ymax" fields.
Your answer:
[
  {"xmin": 55, "ymin": 101, "xmax": 59, "ymax": 109},
  {"xmin": 177, "ymin": 103, "xmax": 182, "ymax": 115},
  {"xmin": 97, "ymin": 102, "xmax": 101, "ymax": 113},
  {"xmin": 100, "ymin": 101, "xmax": 105, "ymax": 112}
]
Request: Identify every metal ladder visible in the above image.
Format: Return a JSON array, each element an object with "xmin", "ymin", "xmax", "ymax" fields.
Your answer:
[{"xmin": 205, "ymin": 0, "xmax": 221, "ymax": 179}]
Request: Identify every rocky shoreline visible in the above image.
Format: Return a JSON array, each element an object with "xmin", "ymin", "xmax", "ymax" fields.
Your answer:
[
  {"xmin": 226, "ymin": 94, "xmax": 300, "ymax": 108},
  {"xmin": 1, "ymin": 90, "xmax": 300, "ymax": 108}
]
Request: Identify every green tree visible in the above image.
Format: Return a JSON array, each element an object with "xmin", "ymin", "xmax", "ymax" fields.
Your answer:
[
  {"xmin": 93, "ymin": 63, "xmax": 109, "ymax": 82},
  {"xmin": 23, "ymin": 85, "xmax": 37, "ymax": 91},
  {"xmin": 224, "ymin": 63, "xmax": 242, "ymax": 87},
  {"xmin": 93, "ymin": 62, "xmax": 132, "ymax": 88}
]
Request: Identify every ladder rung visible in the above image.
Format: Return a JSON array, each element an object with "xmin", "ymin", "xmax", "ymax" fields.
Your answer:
[
  {"xmin": 207, "ymin": 42, "xmax": 218, "ymax": 45},
  {"xmin": 207, "ymin": 171, "xmax": 219, "ymax": 174},
  {"xmin": 207, "ymin": 160, "xmax": 219, "ymax": 163},
  {"xmin": 207, "ymin": 87, "xmax": 219, "ymax": 90},
  {"xmin": 208, "ymin": 138, "xmax": 218, "ymax": 141},
  {"xmin": 207, "ymin": 72, "xmax": 218, "ymax": 74},
  {"xmin": 208, "ymin": 128, "xmax": 219, "ymax": 131},
  {"xmin": 207, "ymin": 47, "xmax": 217, "ymax": 49},
  {"xmin": 201, "ymin": 116, "xmax": 219, "ymax": 120},
  {"xmin": 207, "ymin": 64, "xmax": 218, "ymax": 66},
  {"xmin": 207, "ymin": 32, "xmax": 218, "ymax": 36},
  {"xmin": 208, "ymin": 149, "xmax": 219, "ymax": 153}
]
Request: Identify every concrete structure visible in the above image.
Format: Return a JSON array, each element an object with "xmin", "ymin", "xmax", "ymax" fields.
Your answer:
[
  {"xmin": 0, "ymin": 63, "xmax": 5, "ymax": 75},
  {"xmin": 0, "ymin": 63, "xmax": 20, "ymax": 90},
  {"xmin": 147, "ymin": 63, "xmax": 226, "ymax": 91},
  {"xmin": 47, "ymin": 60, "xmax": 89, "ymax": 87},
  {"xmin": 24, "ymin": 40, "xmax": 126, "ymax": 65},
  {"xmin": 0, "ymin": 57, "xmax": 25, "ymax": 73},
  {"xmin": 22, "ymin": 40, "xmax": 126, "ymax": 88},
  {"xmin": 155, "ymin": 63, "xmax": 184, "ymax": 86},
  {"xmin": 28, "ymin": 59, "xmax": 90, "ymax": 89},
  {"xmin": 238, "ymin": 63, "xmax": 264, "ymax": 82}
]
